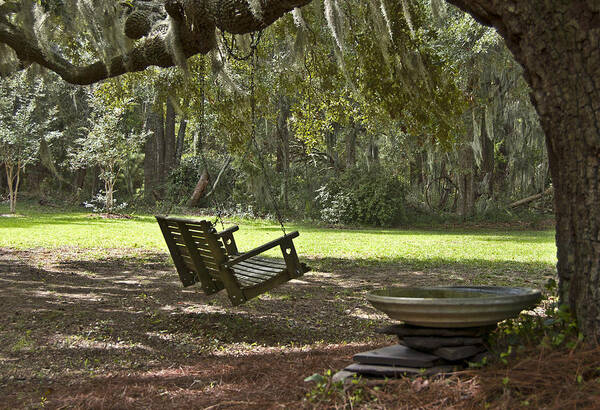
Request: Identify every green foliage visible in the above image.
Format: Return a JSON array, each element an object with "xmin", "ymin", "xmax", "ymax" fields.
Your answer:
[
  {"xmin": 0, "ymin": 71, "xmax": 58, "ymax": 168},
  {"xmin": 305, "ymin": 369, "xmax": 373, "ymax": 407},
  {"xmin": 69, "ymin": 93, "xmax": 145, "ymax": 212},
  {"xmin": 491, "ymin": 286, "xmax": 582, "ymax": 359},
  {"xmin": 0, "ymin": 69, "xmax": 61, "ymax": 212},
  {"xmin": 317, "ymin": 167, "xmax": 406, "ymax": 227},
  {"xmin": 304, "ymin": 370, "xmax": 346, "ymax": 404}
]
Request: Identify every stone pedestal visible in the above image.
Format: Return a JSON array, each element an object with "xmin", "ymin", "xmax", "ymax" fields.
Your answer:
[{"xmin": 335, "ymin": 324, "xmax": 493, "ymax": 381}]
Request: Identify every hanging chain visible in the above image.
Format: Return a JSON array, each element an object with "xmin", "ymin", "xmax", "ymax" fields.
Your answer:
[
  {"xmin": 221, "ymin": 30, "xmax": 263, "ymax": 62},
  {"xmin": 247, "ymin": 48, "xmax": 287, "ymax": 236},
  {"xmin": 198, "ymin": 144, "xmax": 226, "ymax": 231},
  {"xmin": 196, "ymin": 56, "xmax": 225, "ymax": 230},
  {"xmin": 218, "ymin": 29, "xmax": 287, "ymax": 235}
]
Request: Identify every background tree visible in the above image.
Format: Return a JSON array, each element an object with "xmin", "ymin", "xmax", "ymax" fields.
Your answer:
[
  {"xmin": 69, "ymin": 95, "xmax": 145, "ymax": 213},
  {"xmin": 0, "ymin": 71, "xmax": 58, "ymax": 213}
]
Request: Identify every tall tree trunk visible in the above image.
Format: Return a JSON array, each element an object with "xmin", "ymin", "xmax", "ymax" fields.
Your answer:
[
  {"xmin": 164, "ymin": 98, "xmax": 177, "ymax": 179},
  {"xmin": 143, "ymin": 106, "xmax": 158, "ymax": 203},
  {"xmin": 104, "ymin": 176, "xmax": 114, "ymax": 213},
  {"xmin": 325, "ymin": 125, "xmax": 339, "ymax": 170},
  {"xmin": 5, "ymin": 163, "xmax": 16, "ymax": 213},
  {"xmin": 448, "ymin": 0, "xmax": 600, "ymax": 340},
  {"xmin": 175, "ymin": 118, "xmax": 187, "ymax": 167},
  {"xmin": 480, "ymin": 110, "xmax": 494, "ymax": 197},
  {"xmin": 75, "ymin": 168, "xmax": 86, "ymax": 189},
  {"xmin": 345, "ymin": 122, "xmax": 358, "ymax": 169},
  {"xmin": 155, "ymin": 103, "xmax": 166, "ymax": 196},
  {"xmin": 12, "ymin": 165, "xmax": 19, "ymax": 214},
  {"xmin": 456, "ymin": 144, "xmax": 476, "ymax": 218}
]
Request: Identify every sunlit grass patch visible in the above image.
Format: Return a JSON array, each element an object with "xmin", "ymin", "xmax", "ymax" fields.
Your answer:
[{"xmin": 0, "ymin": 203, "xmax": 556, "ymax": 273}]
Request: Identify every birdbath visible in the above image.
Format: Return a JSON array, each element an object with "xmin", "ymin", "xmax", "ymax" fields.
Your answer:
[
  {"xmin": 333, "ymin": 286, "xmax": 542, "ymax": 381},
  {"xmin": 366, "ymin": 286, "xmax": 542, "ymax": 328}
]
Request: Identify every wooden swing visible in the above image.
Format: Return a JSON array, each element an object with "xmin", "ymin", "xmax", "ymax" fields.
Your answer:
[
  {"xmin": 156, "ymin": 30, "xmax": 309, "ymax": 305},
  {"xmin": 156, "ymin": 216, "xmax": 309, "ymax": 306}
]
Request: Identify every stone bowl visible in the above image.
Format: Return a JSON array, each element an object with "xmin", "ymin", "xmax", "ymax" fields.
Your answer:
[{"xmin": 367, "ymin": 286, "xmax": 542, "ymax": 328}]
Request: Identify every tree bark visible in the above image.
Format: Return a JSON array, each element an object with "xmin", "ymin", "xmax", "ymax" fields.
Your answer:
[
  {"xmin": 456, "ymin": 144, "xmax": 476, "ymax": 218},
  {"xmin": 480, "ymin": 109, "xmax": 494, "ymax": 197},
  {"xmin": 143, "ymin": 105, "xmax": 158, "ymax": 203},
  {"xmin": 187, "ymin": 169, "xmax": 209, "ymax": 207},
  {"xmin": 448, "ymin": 0, "xmax": 600, "ymax": 340},
  {"xmin": 325, "ymin": 125, "xmax": 339, "ymax": 170},
  {"xmin": 509, "ymin": 186, "xmax": 553, "ymax": 209},
  {"xmin": 175, "ymin": 118, "xmax": 187, "ymax": 166},
  {"xmin": 346, "ymin": 122, "xmax": 358, "ymax": 169},
  {"xmin": 5, "ymin": 163, "xmax": 16, "ymax": 213},
  {"xmin": 164, "ymin": 98, "xmax": 177, "ymax": 178}
]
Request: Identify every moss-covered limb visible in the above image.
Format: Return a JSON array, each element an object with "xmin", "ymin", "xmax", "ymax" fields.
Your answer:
[{"xmin": 0, "ymin": 0, "xmax": 311, "ymax": 85}]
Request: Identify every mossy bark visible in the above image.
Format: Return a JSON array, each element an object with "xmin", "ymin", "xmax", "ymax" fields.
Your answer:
[{"xmin": 449, "ymin": 0, "xmax": 600, "ymax": 341}]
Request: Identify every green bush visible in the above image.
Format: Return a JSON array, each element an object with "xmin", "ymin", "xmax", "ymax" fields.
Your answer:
[{"xmin": 316, "ymin": 167, "xmax": 406, "ymax": 227}]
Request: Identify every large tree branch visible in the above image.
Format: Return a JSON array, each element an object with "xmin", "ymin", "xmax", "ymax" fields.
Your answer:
[{"xmin": 0, "ymin": 0, "xmax": 311, "ymax": 85}]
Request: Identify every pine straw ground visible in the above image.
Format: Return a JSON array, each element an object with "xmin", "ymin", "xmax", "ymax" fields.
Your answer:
[{"xmin": 0, "ymin": 247, "xmax": 598, "ymax": 409}]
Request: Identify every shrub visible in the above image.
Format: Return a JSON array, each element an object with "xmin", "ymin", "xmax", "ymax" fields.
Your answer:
[{"xmin": 316, "ymin": 167, "xmax": 406, "ymax": 227}]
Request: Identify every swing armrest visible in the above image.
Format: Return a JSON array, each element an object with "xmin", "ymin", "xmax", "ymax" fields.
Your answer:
[
  {"xmin": 218, "ymin": 226, "xmax": 240, "ymax": 254},
  {"xmin": 217, "ymin": 225, "xmax": 239, "ymax": 237},
  {"xmin": 223, "ymin": 231, "xmax": 299, "ymax": 268}
]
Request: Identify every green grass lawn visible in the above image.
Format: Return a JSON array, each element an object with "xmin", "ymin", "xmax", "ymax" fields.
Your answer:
[
  {"xmin": 0, "ymin": 203, "xmax": 561, "ymax": 408},
  {"xmin": 0, "ymin": 202, "xmax": 557, "ymax": 275}
]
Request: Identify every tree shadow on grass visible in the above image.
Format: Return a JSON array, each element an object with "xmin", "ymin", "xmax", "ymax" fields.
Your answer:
[{"xmin": 0, "ymin": 247, "xmax": 555, "ymax": 408}]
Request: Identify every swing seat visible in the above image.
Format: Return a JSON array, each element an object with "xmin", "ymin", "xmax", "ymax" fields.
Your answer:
[{"xmin": 156, "ymin": 216, "xmax": 310, "ymax": 306}]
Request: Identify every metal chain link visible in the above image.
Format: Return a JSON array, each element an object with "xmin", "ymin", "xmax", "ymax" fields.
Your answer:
[{"xmin": 221, "ymin": 30, "xmax": 263, "ymax": 62}]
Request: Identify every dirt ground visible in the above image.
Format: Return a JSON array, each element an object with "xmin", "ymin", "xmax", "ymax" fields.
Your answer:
[{"xmin": 0, "ymin": 246, "xmax": 556, "ymax": 409}]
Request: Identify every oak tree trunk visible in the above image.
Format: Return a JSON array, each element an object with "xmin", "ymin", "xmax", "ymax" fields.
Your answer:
[
  {"xmin": 449, "ymin": 0, "xmax": 600, "ymax": 340},
  {"xmin": 325, "ymin": 126, "xmax": 339, "ymax": 170},
  {"xmin": 456, "ymin": 144, "xmax": 476, "ymax": 218},
  {"xmin": 480, "ymin": 110, "xmax": 494, "ymax": 197},
  {"xmin": 345, "ymin": 122, "xmax": 358, "ymax": 169}
]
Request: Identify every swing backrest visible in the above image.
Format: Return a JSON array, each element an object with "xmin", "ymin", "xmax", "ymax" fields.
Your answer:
[{"xmin": 156, "ymin": 216, "xmax": 230, "ymax": 295}]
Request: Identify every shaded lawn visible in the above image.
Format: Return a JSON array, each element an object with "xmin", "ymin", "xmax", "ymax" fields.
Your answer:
[{"xmin": 0, "ymin": 207, "xmax": 558, "ymax": 408}]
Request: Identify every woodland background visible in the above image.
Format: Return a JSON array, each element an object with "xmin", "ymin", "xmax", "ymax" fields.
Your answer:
[{"xmin": 0, "ymin": 0, "xmax": 550, "ymax": 225}]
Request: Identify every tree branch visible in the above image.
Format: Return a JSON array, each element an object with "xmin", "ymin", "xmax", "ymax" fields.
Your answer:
[{"xmin": 0, "ymin": 0, "xmax": 312, "ymax": 85}]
